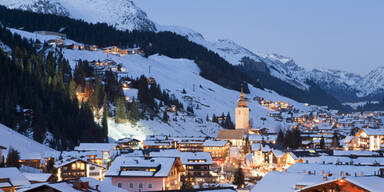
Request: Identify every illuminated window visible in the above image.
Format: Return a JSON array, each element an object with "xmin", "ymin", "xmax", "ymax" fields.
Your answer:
[
  {"xmin": 80, "ymin": 163, "xmax": 85, "ymax": 170},
  {"xmin": 72, "ymin": 163, "xmax": 76, "ymax": 170}
]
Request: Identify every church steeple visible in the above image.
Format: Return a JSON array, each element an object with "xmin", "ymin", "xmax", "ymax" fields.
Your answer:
[{"xmin": 237, "ymin": 88, "xmax": 247, "ymax": 107}]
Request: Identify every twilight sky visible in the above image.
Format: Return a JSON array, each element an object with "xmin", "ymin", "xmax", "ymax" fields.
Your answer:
[{"xmin": 134, "ymin": 0, "xmax": 384, "ymax": 75}]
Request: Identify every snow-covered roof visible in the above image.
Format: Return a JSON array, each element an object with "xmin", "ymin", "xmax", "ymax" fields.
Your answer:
[
  {"xmin": 74, "ymin": 143, "xmax": 118, "ymax": 151},
  {"xmin": 297, "ymin": 176, "xmax": 384, "ymax": 192},
  {"xmin": 248, "ymin": 134, "xmax": 277, "ymax": 142},
  {"xmin": 362, "ymin": 128, "xmax": 384, "ymax": 136},
  {"xmin": 105, "ymin": 156, "xmax": 176, "ymax": 177},
  {"xmin": 79, "ymin": 177, "xmax": 127, "ymax": 192},
  {"xmin": 202, "ymin": 140, "xmax": 228, "ymax": 147},
  {"xmin": 180, "ymin": 152, "xmax": 213, "ymax": 165},
  {"xmin": 54, "ymin": 157, "xmax": 105, "ymax": 168},
  {"xmin": 22, "ymin": 173, "xmax": 52, "ymax": 182},
  {"xmin": 20, "ymin": 152, "xmax": 42, "ymax": 160},
  {"xmin": 0, "ymin": 167, "xmax": 30, "ymax": 187},
  {"xmin": 287, "ymin": 163, "xmax": 381, "ymax": 176},
  {"xmin": 252, "ymin": 171, "xmax": 307, "ymax": 192},
  {"xmin": 17, "ymin": 182, "xmax": 80, "ymax": 192},
  {"xmin": 333, "ymin": 150, "xmax": 379, "ymax": 157}
]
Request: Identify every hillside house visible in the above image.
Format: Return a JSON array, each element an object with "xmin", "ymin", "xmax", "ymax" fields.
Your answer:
[
  {"xmin": 54, "ymin": 158, "xmax": 106, "ymax": 181},
  {"xmin": 202, "ymin": 140, "xmax": 230, "ymax": 164},
  {"xmin": 180, "ymin": 152, "xmax": 216, "ymax": 185},
  {"xmin": 116, "ymin": 138, "xmax": 140, "ymax": 150},
  {"xmin": 355, "ymin": 129, "xmax": 384, "ymax": 150},
  {"xmin": 74, "ymin": 143, "xmax": 119, "ymax": 165},
  {"xmin": 0, "ymin": 167, "xmax": 30, "ymax": 192},
  {"xmin": 105, "ymin": 156, "xmax": 184, "ymax": 191},
  {"xmin": 19, "ymin": 153, "xmax": 42, "ymax": 169}
]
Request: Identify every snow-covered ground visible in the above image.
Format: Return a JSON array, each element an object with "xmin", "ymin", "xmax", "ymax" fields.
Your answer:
[{"xmin": 0, "ymin": 123, "xmax": 56, "ymax": 157}]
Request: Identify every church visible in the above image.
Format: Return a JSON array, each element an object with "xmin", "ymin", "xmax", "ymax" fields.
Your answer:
[
  {"xmin": 216, "ymin": 88, "xmax": 249, "ymax": 148},
  {"xmin": 235, "ymin": 88, "xmax": 249, "ymax": 130}
]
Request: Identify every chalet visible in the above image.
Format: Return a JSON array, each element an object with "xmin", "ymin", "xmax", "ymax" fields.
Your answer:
[
  {"xmin": 0, "ymin": 167, "xmax": 30, "ymax": 192},
  {"xmin": 89, "ymin": 45, "xmax": 98, "ymax": 51},
  {"xmin": 248, "ymin": 134, "xmax": 276, "ymax": 144},
  {"xmin": 22, "ymin": 173, "xmax": 54, "ymax": 184},
  {"xmin": 116, "ymin": 137, "xmax": 140, "ymax": 150},
  {"xmin": 297, "ymin": 177, "xmax": 384, "ymax": 192},
  {"xmin": 202, "ymin": 140, "xmax": 230, "ymax": 164},
  {"xmin": 180, "ymin": 152, "xmax": 216, "ymax": 185},
  {"xmin": 176, "ymin": 137, "xmax": 206, "ymax": 152},
  {"xmin": 105, "ymin": 156, "xmax": 184, "ymax": 191},
  {"xmin": 54, "ymin": 158, "xmax": 106, "ymax": 181},
  {"xmin": 74, "ymin": 143, "xmax": 119, "ymax": 164},
  {"xmin": 143, "ymin": 140, "xmax": 176, "ymax": 150},
  {"xmin": 19, "ymin": 153, "xmax": 42, "ymax": 169},
  {"xmin": 103, "ymin": 46, "xmax": 120, "ymax": 54},
  {"xmin": 355, "ymin": 129, "xmax": 384, "ymax": 150},
  {"xmin": 147, "ymin": 77, "xmax": 155, "ymax": 84},
  {"xmin": 119, "ymin": 49, "xmax": 128, "ymax": 56}
]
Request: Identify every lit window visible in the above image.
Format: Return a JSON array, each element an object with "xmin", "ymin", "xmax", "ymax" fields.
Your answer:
[
  {"xmin": 72, "ymin": 163, "xmax": 76, "ymax": 170},
  {"xmin": 80, "ymin": 163, "xmax": 85, "ymax": 170}
]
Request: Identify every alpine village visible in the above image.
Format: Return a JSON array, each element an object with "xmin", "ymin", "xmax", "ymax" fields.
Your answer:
[{"xmin": 0, "ymin": 1, "xmax": 384, "ymax": 192}]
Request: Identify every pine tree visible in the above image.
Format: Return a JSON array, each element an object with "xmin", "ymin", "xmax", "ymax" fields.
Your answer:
[
  {"xmin": 102, "ymin": 104, "xmax": 108, "ymax": 142},
  {"xmin": 6, "ymin": 148, "xmax": 20, "ymax": 169},
  {"xmin": 292, "ymin": 128, "xmax": 302, "ymax": 149},
  {"xmin": 128, "ymin": 100, "xmax": 140, "ymax": 123},
  {"xmin": 331, "ymin": 131, "xmax": 339, "ymax": 148},
  {"xmin": 45, "ymin": 158, "xmax": 54, "ymax": 173},
  {"xmin": 0, "ymin": 156, "xmax": 5, "ymax": 167},
  {"xmin": 277, "ymin": 129, "xmax": 284, "ymax": 145},
  {"xmin": 233, "ymin": 166, "xmax": 245, "ymax": 188},
  {"xmin": 320, "ymin": 136, "xmax": 325, "ymax": 149},
  {"xmin": 115, "ymin": 97, "xmax": 127, "ymax": 123},
  {"xmin": 162, "ymin": 110, "xmax": 169, "ymax": 123}
]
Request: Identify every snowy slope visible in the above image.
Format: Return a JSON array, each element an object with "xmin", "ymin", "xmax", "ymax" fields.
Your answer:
[
  {"xmin": 355, "ymin": 66, "xmax": 384, "ymax": 97},
  {"xmin": 0, "ymin": 0, "xmax": 156, "ymax": 31},
  {"xmin": 9, "ymin": 27, "xmax": 312, "ymax": 141},
  {"xmin": 61, "ymin": 48, "xmax": 309, "ymax": 140},
  {"xmin": 0, "ymin": 123, "xmax": 56, "ymax": 157}
]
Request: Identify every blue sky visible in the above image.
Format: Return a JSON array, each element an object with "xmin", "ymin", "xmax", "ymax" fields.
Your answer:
[{"xmin": 134, "ymin": 0, "xmax": 384, "ymax": 75}]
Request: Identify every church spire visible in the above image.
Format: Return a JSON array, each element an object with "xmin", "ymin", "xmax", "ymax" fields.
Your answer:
[{"xmin": 237, "ymin": 87, "xmax": 247, "ymax": 107}]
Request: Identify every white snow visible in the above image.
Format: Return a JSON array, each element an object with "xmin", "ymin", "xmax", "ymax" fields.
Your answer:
[
  {"xmin": 0, "ymin": 123, "xmax": 56, "ymax": 158},
  {"xmin": 0, "ymin": 0, "xmax": 155, "ymax": 31}
]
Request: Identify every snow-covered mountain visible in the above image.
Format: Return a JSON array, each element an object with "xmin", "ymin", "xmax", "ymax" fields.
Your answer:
[
  {"xmin": 355, "ymin": 67, "xmax": 384, "ymax": 98},
  {"xmin": 1, "ymin": 0, "xmax": 382, "ymax": 102},
  {"xmin": 0, "ymin": 0, "xmax": 156, "ymax": 31}
]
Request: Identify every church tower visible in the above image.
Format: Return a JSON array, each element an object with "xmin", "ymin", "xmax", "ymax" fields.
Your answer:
[{"xmin": 235, "ymin": 88, "xmax": 249, "ymax": 130}]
